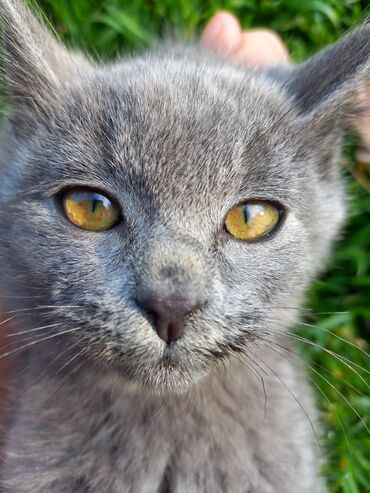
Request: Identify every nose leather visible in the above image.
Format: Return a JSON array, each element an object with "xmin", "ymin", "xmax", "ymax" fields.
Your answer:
[{"xmin": 137, "ymin": 294, "xmax": 200, "ymax": 343}]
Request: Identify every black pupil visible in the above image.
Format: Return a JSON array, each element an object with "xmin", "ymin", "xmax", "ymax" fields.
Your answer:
[
  {"xmin": 242, "ymin": 204, "xmax": 249, "ymax": 223},
  {"xmin": 91, "ymin": 199, "xmax": 99, "ymax": 213}
]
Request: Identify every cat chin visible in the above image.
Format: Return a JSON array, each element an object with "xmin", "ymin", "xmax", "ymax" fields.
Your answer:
[{"xmin": 112, "ymin": 357, "xmax": 213, "ymax": 395}]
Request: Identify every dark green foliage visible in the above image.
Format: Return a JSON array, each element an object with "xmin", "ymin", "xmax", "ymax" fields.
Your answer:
[
  {"xmin": 36, "ymin": 0, "xmax": 370, "ymax": 59},
  {"xmin": 21, "ymin": 1, "xmax": 370, "ymax": 490}
]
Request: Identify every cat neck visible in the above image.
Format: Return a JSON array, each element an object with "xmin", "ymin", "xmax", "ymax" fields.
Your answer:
[{"xmin": 2, "ymin": 339, "xmax": 317, "ymax": 493}]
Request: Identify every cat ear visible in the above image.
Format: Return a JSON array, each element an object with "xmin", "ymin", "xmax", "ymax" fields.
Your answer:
[
  {"xmin": 0, "ymin": 0, "xmax": 92, "ymax": 137},
  {"xmin": 287, "ymin": 25, "xmax": 370, "ymax": 126}
]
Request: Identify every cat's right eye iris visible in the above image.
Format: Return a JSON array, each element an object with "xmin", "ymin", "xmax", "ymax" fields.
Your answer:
[
  {"xmin": 61, "ymin": 188, "xmax": 122, "ymax": 231},
  {"xmin": 224, "ymin": 200, "xmax": 281, "ymax": 241}
]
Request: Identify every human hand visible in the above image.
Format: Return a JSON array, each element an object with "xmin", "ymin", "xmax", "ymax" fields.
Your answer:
[{"xmin": 200, "ymin": 11, "xmax": 289, "ymax": 66}]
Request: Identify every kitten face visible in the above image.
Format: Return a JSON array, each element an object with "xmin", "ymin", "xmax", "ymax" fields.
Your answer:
[
  {"xmin": 0, "ymin": 56, "xmax": 345, "ymax": 392},
  {"xmin": 0, "ymin": 1, "xmax": 368, "ymax": 393}
]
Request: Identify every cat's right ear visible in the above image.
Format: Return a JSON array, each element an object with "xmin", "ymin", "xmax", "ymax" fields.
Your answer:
[
  {"xmin": 286, "ymin": 24, "xmax": 370, "ymax": 127},
  {"xmin": 0, "ymin": 0, "xmax": 92, "ymax": 138}
]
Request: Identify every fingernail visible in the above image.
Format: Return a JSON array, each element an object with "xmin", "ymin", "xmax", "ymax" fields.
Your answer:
[
  {"xmin": 200, "ymin": 12, "xmax": 242, "ymax": 54},
  {"xmin": 200, "ymin": 16, "xmax": 224, "ymax": 47}
]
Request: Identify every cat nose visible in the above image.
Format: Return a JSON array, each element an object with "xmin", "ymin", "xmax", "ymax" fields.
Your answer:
[{"xmin": 137, "ymin": 293, "xmax": 201, "ymax": 343}]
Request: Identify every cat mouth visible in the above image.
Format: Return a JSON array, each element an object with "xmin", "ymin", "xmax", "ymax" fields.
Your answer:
[{"xmin": 160, "ymin": 344, "xmax": 181, "ymax": 366}]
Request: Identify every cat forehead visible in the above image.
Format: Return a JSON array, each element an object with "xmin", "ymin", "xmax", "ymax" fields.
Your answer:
[
  {"xmin": 81, "ymin": 55, "xmax": 295, "ymax": 138},
  {"xmin": 35, "ymin": 55, "xmax": 302, "ymax": 203}
]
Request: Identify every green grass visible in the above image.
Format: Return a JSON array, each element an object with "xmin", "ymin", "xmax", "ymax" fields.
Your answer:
[
  {"xmin": 27, "ymin": 1, "xmax": 370, "ymax": 490},
  {"xmin": 303, "ymin": 166, "xmax": 370, "ymax": 493}
]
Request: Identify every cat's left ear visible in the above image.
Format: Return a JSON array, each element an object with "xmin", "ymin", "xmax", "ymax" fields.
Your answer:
[
  {"xmin": 0, "ymin": 0, "xmax": 92, "ymax": 137},
  {"xmin": 286, "ymin": 24, "xmax": 370, "ymax": 129}
]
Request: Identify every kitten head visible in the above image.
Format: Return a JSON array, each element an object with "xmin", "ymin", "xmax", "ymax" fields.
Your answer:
[{"xmin": 0, "ymin": 0, "xmax": 369, "ymax": 392}]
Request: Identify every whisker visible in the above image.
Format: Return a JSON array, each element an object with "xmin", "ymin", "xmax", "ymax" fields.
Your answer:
[
  {"xmin": 37, "ymin": 354, "xmax": 91, "ymax": 416},
  {"xmin": 5, "ymin": 322, "xmax": 64, "ymax": 338},
  {"xmin": 271, "ymin": 313, "xmax": 369, "ymax": 359},
  {"xmin": 238, "ymin": 351, "xmax": 268, "ymax": 419},
  {"xmin": 10, "ymin": 340, "xmax": 83, "ymax": 404},
  {"xmin": 271, "ymin": 306, "xmax": 350, "ymax": 317},
  {"xmin": 270, "ymin": 305, "xmax": 311, "ymax": 312},
  {"xmin": 196, "ymin": 385, "xmax": 208, "ymax": 418},
  {"xmin": 55, "ymin": 346, "xmax": 86, "ymax": 374},
  {"xmin": 295, "ymin": 320, "xmax": 370, "ymax": 359},
  {"xmin": 110, "ymin": 375, "xmax": 120, "ymax": 401},
  {"xmin": 0, "ymin": 326, "xmax": 83, "ymax": 361},
  {"xmin": 0, "ymin": 315, "xmax": 18, "ymax": 327},
  {"xmin": 260, "ymin": 335, "xmax": 366, "ymax": 398},
  {"xmin": 260, "ymin": 338, "xmax": 354, "ymax": 458},
  {"xmin": 1, "ymin": 304, "xmax": 86, "ymax": 316},
  {"xmin": 0, "ymin": 294, "xmax": 43, "ymax": 300},
  {"xmin": 287, "ymin": 330, "xmax": 370, "ymax": 382},
  {"xmin": 146, "ymin": 396, "xmax": 167, "ymax": 421},
  {"xmin": 269, "ymin": 324, "xmax": 370, "ymax": 378},
  {"xmin": 0, "ymin": 324, "xmax": 72, "ymax": 353},
  {"xmin": 260, "ymin": 334, "xmax": 370, "ymax": 435},
  {"xmin": 249, "ymin": 346, "xmax": 324, "ymax": 457}
]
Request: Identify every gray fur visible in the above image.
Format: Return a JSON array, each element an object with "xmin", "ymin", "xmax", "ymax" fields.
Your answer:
[{"xmin": 0, "ymin": 0, "xmax": 369, "ymax": 491}]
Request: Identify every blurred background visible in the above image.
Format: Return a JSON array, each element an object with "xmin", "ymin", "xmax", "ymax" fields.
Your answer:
[{"xmin": 2, "ymin": 1, "xmax": 370, "ymax": 491}]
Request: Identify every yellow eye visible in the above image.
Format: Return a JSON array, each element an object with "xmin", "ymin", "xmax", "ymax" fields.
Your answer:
[
  {"xmin": 224, "ymin": 201, "xmax": 281, "ymax": 241},
  {"xmin": 62, "ymin": 188, "xmax": 121, "ymax": 231}
]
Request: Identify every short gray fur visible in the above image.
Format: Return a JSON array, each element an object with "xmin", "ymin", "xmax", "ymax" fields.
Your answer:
[{"xmin": 0, "ymin": 1, "xmax": 369, "ymax": 491}]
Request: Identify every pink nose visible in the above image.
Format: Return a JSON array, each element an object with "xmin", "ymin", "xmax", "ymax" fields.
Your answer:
[{"xmin": 137, "ymin": 293, "xmax": 201, "ymax": 343}]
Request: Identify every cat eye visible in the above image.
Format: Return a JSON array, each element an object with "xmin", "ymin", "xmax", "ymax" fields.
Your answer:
[
  {"xmin": 224, "ymin": 200, "xmax": 282, "ymax": 241},
  {"xmin": 61, "ymin": 188, "xmax": 122, "ymax": 231}
]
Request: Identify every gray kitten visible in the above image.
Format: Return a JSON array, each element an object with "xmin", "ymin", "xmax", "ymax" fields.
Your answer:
[{"xmin": 0, "ymin": 0, "xmax": 369, "ymax": 491}]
